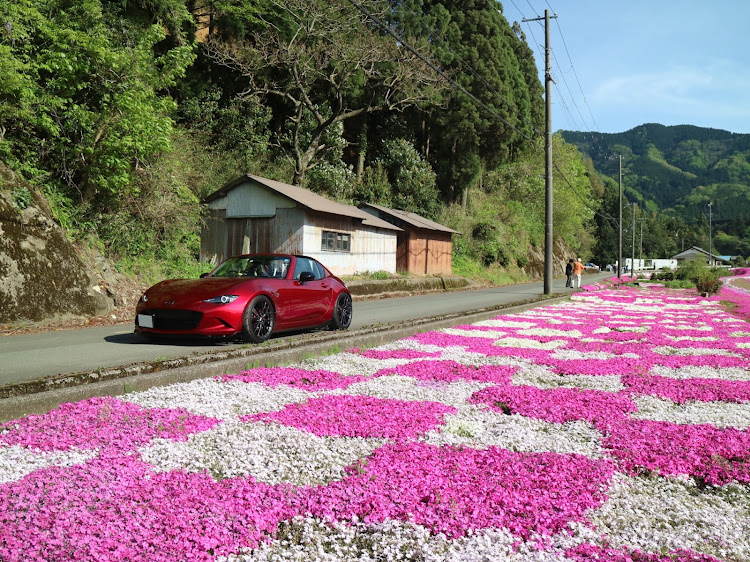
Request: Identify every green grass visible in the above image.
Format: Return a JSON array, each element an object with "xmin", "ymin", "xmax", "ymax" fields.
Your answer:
[{"xmin": 452, "ymin": 255, "xmax": 528, "ymax": 286}]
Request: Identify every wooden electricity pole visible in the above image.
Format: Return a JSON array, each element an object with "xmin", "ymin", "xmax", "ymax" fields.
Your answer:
[{"xmin": 524, "ymin": 9, "xmax": 557, "ymax": 294}]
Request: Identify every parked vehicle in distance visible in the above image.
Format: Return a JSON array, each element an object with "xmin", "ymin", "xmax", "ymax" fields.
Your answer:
[
  {"xmin": 584, "ymin": 262, "xmax": 599, "ymax": 271},
  {"xmin": 135, "ymin": 254, "xmax": 352, "ymax": 343},
  {"xmin": 605, "ymin": 264, "xmax": 614, "ymax": 272}
]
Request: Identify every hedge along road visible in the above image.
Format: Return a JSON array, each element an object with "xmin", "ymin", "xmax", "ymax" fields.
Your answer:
[{"xmin": 0, "ymin": 273, "xmax": 612, "ymax": 419}]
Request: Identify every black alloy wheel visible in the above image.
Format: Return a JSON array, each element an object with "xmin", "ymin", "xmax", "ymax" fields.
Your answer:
[
  {"xmin": 243, "ymin": 295, "xmax": 275, "ymax": 343},
  {"xmin": 329, "ymin": 292, "xmax": 353, "ymax": 330}
]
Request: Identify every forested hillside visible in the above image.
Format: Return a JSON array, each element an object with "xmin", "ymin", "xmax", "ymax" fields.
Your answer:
[
  {"xmin": 563, "ymin": 124, "xmax": 750, "ymax": 260},
  {"xmin": 0, "ymin": 0, "xmax": 599, "ymax": 288}
]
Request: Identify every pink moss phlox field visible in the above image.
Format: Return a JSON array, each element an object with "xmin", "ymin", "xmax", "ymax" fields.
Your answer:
[
  {"xmin": 469, "ymin": 384, "xmax": 637, "ymax": 424},
  {"xmin": 546, "ymin": 356, "xmax": 646, "ymax": 377},
  {"xmin": 356, "ymin": 348, "xmax": 442, "ymax": 360},
  {"xmin": 243, "ymin": 394, "xmax": 456, "ymax": 439},
  {"xmin": 407, "ymin": 331, "xmax": 556, "ymax": 361},
  {"xmin": 0, "ymin": 451, "xmax": 295, "ymax": 562},
  {"xmin": 0, "ymin": 396, "xmax": 220, "ymax": 452},
  {"xmin": 566, "ymin": 543, "xmax": 723, "ymax": 561},
  {"xmin": 622, "ymin": 372, "xmax": 750, "ymax": 404},
  {"xmin": 597, "ymin": 418, "xmax": 750, "ymax": 485},
  {"xmin": 297, "ymin": 441, "xmax": 615, "ymax": 540},
  {"xmin": 374, "ymin": 359, "xmax": 517, "ymax": 384},
  {"xmin": 223, "ymin": 367, "xmax": 368, "ymax": 391}
]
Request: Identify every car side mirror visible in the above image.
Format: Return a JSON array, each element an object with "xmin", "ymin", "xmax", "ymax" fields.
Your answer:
[
  {"xmin": 299, "ymin": 271, "xmax": 315, "ymax": 283},
  {"xmin": 200, "ymin": 272, "xmax": 210, "ymax": 278}
]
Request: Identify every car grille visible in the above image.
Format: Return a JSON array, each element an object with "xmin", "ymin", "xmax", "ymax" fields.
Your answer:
[{"xmin": 140, "ymin": 309, "xmax": 203, "ymax": 330}]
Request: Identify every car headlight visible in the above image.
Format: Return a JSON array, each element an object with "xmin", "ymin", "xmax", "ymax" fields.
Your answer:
[
  {"xmin": 140, "ymin": 294, "xmax": 148, "ymax": 302},
  {"xmin": 202, "ymin": 295, "xmax": 239, "ymax": 304}
]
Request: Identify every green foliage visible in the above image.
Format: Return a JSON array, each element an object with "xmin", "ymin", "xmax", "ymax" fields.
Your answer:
[
  {"xmin": 11, "ymin": 186, "xmax": 31, "ymax": 210},
  {"xmin": 673, "ymin": 259, "xmax": 724, "ymax": 295},
  {"xmin": 562, "ymin": 124, "xmax": 750, "ymax": 259},
  {"xmin": 693, "ymin": 268, "xmax": 723, "ymax": 296},
  {"xmin": 674, "ymin": 259, "xmax": 708, "ymax": 281},
  {"xmin": 372, "ymin": 139, "xmax": 439, "ymax": 218}
]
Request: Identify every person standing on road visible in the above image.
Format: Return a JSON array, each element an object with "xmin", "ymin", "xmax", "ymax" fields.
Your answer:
[
  {"xmin": 565, "ymin": 259, "xmax": 574, "ymax": 287},
  {"xmin": 572, "ymin": 258, "xmax": 585, "ymax": 288}
]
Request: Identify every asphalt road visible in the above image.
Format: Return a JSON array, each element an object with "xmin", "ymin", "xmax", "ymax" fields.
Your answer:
[{"xmin": 0, "ymin": 273, "xmax": 610, "ymax": 386}]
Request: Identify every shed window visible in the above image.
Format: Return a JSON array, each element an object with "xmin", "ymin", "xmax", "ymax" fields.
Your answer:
[{"xmin": 321, "ymin": 230, "xmax": 350, "ymax": 252}]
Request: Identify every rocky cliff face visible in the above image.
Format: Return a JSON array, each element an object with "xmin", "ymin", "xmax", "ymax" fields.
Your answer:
[
  {"xmin": 524, "ymin": 238, "xmax": 576, "ymax": 279},
  {"xmin": 0, "ymin": 163, "xmax": 112, "ymax": 323}
]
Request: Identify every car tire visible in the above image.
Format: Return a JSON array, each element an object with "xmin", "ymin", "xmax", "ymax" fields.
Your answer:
[
  {"xmin": 243, "ymin": 295, "xmax": 275, "ymax": 343},
  {"xmin": 329, "ymin": 292, "xmax": 353, "ymax": 330}
]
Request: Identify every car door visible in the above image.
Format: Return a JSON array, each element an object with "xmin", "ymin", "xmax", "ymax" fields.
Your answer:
[{"xmin": 278, "ymin": 257, "xmax": 330, "ymax": 326}]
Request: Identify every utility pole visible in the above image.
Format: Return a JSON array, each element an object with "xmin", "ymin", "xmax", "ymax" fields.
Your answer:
[
  {"xmin": 618, "ymin": 156, "xmax": 623, "ymax": 278},
  {"xmin": 524, "ymin": 9, "xmax": 557, "ymax": 294},
  {"xmin": 708, "ymin": 201, "xmax": 713, "ymax": 266},
  {"xmin": 631, "ymin": 202, "xmax": 636, "ymax": 274},
  {"xmin": 639, "ymin": 219, "xmax": 646, "ymax": 269}
]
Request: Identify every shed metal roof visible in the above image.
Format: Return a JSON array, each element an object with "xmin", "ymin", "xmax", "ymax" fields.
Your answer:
[
  {"xmin": 204, "ymin": 174, "xmax": 401, "ymax": 232},
  {"xmin": 359, "ymin": 203, "xmax": 459, "ymax": 234}
]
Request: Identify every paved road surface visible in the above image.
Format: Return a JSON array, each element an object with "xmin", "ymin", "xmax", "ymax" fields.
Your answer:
[{"xmin": 0, "ymin": 273, "xmax": 611, "ymax": 386}]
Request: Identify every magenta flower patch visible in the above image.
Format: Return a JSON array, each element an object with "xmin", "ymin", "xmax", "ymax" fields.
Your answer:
[
  {"xmin": 623, "ymin": 372, "xmax": 750, "ymax": 404},
  {"xmin": 0, "ymin": 396, "xmax": 219, "ymax": 452},
  {"xmin": 0, "ymin": 451, "xmax": 295, "ymax": 562},
  {"xmin": 298, "ymin": 441, "xmax": 615, "ymax": 540},
  {"xmin": 374, "ymin": 359, "xmax": 517, "ymax": 384},
  {"xmin": 223, "ymin": 367, "xmax": 367, "ymax": 391},
  {"xmin": 357, "ymin": 348, "xmax": 442, "ymax": 360},
  {"xmin": 470, "ymin": 384, "xmax": 637, "ymax": 424},
  {"xmin": 598, "ymin": 418, "xmax": 750, "ymax": 485},
  {"xmin": 244, "ymin": 394, "xmax": 456, "ymax": 439}
]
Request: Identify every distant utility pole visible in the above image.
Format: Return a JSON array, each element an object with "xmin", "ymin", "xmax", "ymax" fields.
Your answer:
[
  {"xmin": 631, "ymin": 202, "xmax": 636, "ymax": 273},
  {"xmin": 708, "ymin": 201, "xmax": 713, "ymax": 265},
  {"xmin": 618, "ymin": 156, "xmax": 623, "ymax": 278},
  {"xmin": 639, "ymin": 218, "xmax": 646, "ymax": 268},
  {"xmin": 524, "ymin": 9, "xmax": 556, "ymax": 294}
]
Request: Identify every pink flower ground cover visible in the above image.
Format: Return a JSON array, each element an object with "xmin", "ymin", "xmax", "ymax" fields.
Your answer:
[
  {"xmin": 373, "ymin": 358, "xmax": 518, "ymax": 384},
  {"xmin": 597, "ymin": 417, "xmax": 750, "ymax": 485},
  {"xmin": 469, "ymin": 383, "xmax": 637, "ymax": 424},
  {"xmin": 2, "ymin": 274, "xmax": 750, "ymax": 561},
  {"xmin": 223, "ymin": 367, "xmax": 367, "ymax": 391},
  {"xmin": 0, "ymin": 451, "xmax": 294, "ymax": 561},
  {"xmin": 244, "ymin": 394, "xmax": 456, "ymax": 439},
  {"xmin": 297, "ymin": 440, "xmax": 615, "ymax": 540},
  {"xmin": 0, "ymin": 396, "xmax": 220, "ymax": 452},
  {"xmin": 622, "ymin": 372, "xmax": 750, "ymax": 404}
]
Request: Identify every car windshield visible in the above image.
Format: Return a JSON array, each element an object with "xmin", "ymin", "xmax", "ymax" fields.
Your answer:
[{"xmin": 211, "ymin": 256, "xmax": 290, "ymax": 279}]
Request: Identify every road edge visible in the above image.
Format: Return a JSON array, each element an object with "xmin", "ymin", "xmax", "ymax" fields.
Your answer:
[{"xmin": 0, "ymin": 294, "xmax": 570, "ymax": 423}]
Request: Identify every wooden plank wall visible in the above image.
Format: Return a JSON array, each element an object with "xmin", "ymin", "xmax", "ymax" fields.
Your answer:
[{"xmin": 403, "ymin": 229, "xmax": 452, "ymax": 275}]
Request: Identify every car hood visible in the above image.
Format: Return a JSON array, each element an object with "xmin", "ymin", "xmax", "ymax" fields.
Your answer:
[{"xmin": 144, "ymin": 278, "xmax": 257, "ymax": 303}]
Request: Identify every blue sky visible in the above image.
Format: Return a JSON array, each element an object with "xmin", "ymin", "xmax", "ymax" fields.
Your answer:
[{"xmin": 500, "ymin": 0, "xmax": 750, "ymax": 134}]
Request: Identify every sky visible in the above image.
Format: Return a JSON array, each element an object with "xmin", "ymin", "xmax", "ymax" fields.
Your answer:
[{"xmin": 500, "ymin": 0, "xmax": 750, "ymax": 135}]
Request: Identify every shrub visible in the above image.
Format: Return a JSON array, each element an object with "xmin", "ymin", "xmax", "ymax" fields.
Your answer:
[{"xmin": 694, "ymin": 268, "xmax": 723, "ymax": 296}]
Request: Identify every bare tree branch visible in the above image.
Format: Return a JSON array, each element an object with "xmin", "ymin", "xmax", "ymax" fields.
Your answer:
[{"xmin": 204, "ymin": 0, "xmax": 445, "ymax": 184}]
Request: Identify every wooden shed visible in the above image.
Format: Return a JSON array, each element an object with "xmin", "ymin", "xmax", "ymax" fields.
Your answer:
[
  {"xmin": 201, "ymin": 175, "xmax": 401, "ymax": 276},
  {"xmin": 358, "ymin": 203, "xmax": 458, "ymax": 275}
]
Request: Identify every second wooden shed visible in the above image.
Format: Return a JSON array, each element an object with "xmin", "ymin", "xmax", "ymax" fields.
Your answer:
[{"xmin": 358, "ymin": 203, "xmax": 458, "ymax": 276}]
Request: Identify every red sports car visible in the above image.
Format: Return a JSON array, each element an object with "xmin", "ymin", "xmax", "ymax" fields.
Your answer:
[{"xmin": 135, "ymin": 254, "xmax": 353, "ymax": 343}]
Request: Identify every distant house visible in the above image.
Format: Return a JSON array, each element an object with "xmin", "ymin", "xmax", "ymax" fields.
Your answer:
[
  {"xmin": 358, "ymin": 203, "xmax": 459, "ymax": 276},
  {"xmin": 672, "ymin": 246, "xmax": 730, "ymax": 267},
  {"xmin": 201, "ymin": 175, "xmax": 401, "ymax": 275}
]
